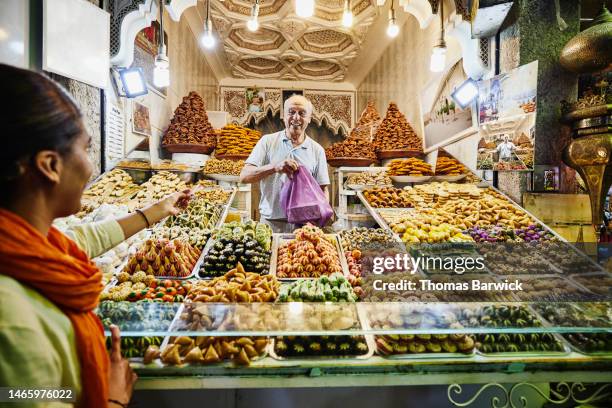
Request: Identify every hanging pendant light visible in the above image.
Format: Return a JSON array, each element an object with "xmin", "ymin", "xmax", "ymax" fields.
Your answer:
[
  {"xmin": 153, "ymin": 0, "xmax": 170, "ymax": 87},
  {"xmin": 386, "ymin": 0, "xmax": 399, "ymax": 37},
  {"xmin": 247, "ymin": 0, "xmax": 260, "ymax": 31},
  {"xmin": 342, "ymin": 0, "xmax": 353, "ymax": 28},
  {"xmin": 430, "ymin": 0, "xmax": 447, "ymax": 72},
  {"xmin": 201, "ymin": 0, "xmax": 216, "ymax": 49},
  {"xmin": 296, "ymin": 0, "xmax": 315, "ymax": 18}
]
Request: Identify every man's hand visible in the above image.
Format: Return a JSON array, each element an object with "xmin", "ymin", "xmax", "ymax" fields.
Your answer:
[
  {"xmin": 274, "ymin": 159, "xmax": 299, "ymax": 177},
  {"xmin": 108, "ymin": 325, "xmax": 137, "ymax": 407}
]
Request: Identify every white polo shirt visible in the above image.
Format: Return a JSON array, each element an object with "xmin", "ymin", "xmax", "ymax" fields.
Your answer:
[{"xmin": 245, "ymin": 130, "xmax": 330, "ymax": 220}]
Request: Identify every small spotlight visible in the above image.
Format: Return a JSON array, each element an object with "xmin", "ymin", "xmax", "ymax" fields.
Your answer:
[
  {"xmin": 451, "ymin": 78, "xmax": 479, "ymax": 109},
  {"xmin": 118, "ymin": 67, "xmax": 148, "ymax": 98}
]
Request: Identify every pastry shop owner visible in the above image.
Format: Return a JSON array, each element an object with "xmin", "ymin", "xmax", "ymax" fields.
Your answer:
[
  {"xmin": 0, "ymin": 64, "xmax": 193, "ymax": 408},
  {"xmin": 240, "ymin": 94, "xmax": 330, "ymax": 233}
]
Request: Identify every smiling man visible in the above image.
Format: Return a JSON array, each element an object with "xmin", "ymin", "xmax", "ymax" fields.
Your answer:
[{"xmin": 240, "ymin": 94, "xmax": 330, "ymax": 233}]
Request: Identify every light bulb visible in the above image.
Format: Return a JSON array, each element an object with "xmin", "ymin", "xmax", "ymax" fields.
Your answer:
[
  {"xmin": 202, "ymin": 32, "xmax": 215, "ymax": 48},
  {"xmin": 387, "ymin": 20, "xmax": 399, "ymax": 37},
  {"xmin": 202, "ymin": 18, "xmax": 215, "ymax": 49},
  {"xmin": 248, "ymin": 1, "xmax": 260, "ymax": 31},
  {"xmin": 342, "ymin": 9, "xmax": 353, "ymax": 27},
  {"xmin": 430, "ymin": 45, "xmax": 447, "ymax": 72},
  {"xmin": 247, "ymin": 18, "xmax": 259, "ymax": 31},
  {"xmin": 295, "ymin": 0, "xmax": 314, "ymax": 18},
  {"xmin": 153, "ymin": 54, "xmax": 170, "ymax": 88}
]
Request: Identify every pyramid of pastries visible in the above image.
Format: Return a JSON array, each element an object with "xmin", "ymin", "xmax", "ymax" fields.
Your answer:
[
  {"xmin": 349, "ymin": 101, "xmax": 382, "ymax": 140},
  {"xmin": 513, "ymin": 132, "xmax": 532, "ymax": 148},
  {"xmin": 325, "ymin": 138, "xmax": 377, "ymax": 160},
  {"xmin": 162, "ymin": 91, "xmax": 217, "ymax": 147},
  {"xmin": 373, "ymin": 102, "xmax": 422, "ymax": 152}
]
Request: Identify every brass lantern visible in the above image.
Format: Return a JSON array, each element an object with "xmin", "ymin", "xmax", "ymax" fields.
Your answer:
[{"xmin": 560, "ymin": 5, "xmax": 612, "ymax": 74}]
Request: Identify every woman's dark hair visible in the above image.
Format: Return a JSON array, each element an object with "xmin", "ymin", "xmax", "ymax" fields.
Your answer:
[{"xmin": 0, "ymin": 63, "xmax": 83, "ymax": 185}]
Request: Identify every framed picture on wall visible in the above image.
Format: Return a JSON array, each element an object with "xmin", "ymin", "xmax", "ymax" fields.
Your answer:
[
  {"xmin": 132, "ymin": 101, "xmax": 152, "ymax": 137},
  {"xmin": 246, "ymin": 87, "xmax": 265, "ymax": 113},
  {"xmin": 421, "ymin": 60, "xmax": 476, "ymax": 151},
  {"xmin": 281, "ymin": 89, "xmax": 304, "ymax": 118},
  {"xmin": 530, "ymin": 165, "xmax": 559, "ymax": 192}
]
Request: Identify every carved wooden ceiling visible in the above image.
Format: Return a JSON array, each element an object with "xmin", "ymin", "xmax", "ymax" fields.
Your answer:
[{"xmin": 209, "ymin": 0, "xmax": 379, "ymax": 81}]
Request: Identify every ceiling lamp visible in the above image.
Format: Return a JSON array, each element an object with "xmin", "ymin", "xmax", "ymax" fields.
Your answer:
[
  {"xmin": 295, "ymin": 0, "xmax": 314, "ymax": 18},
  {"xmin": 247, "ymin": 0, "xmax": 260, "ymax": 32},
  {"xmin": 202, "ymin": 0, "xmax": 216, "ymax": 49},
  {"xmin": 430, "ymin": 0, "xmax": 447, "ymax": 72},
  {"xmin": 342, "ymin": 0, "xmax": 353, "ymax": 27},
  {"xmin": 153, "ymin": 0, "xmax": 169, "ymax": 88},
  {"xmin": 386, "ymin": 0, "xmax": 399, "ymax": 38}
]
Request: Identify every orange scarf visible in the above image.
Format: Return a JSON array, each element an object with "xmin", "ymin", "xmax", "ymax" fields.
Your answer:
[{"xmin": 0, "ymin": 209, "xmax": 108, "ymax": 408}]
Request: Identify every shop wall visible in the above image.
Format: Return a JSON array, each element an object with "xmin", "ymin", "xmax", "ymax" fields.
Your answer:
[
  {"xmin": 46, "ymin": 0, "xmax": 103, "ymax": 180},
  {"xmin": 356, "ymin": 1, "xmax": 470, "ymax": 166},
  {"xmin": 124, "ymin": 6, "xmax": 219, "ymax": 161}
]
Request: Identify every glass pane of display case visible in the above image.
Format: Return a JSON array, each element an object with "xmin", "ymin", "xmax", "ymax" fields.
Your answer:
[{"xmin": 96, "ymin": 301, "xmax": 612, "ymax": 337}]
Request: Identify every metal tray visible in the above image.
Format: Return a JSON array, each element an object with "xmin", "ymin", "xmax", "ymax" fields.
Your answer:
[
  {"xmin": 503, "ymin": 274, "xmax": 598, "ymax": 302},
  {"xmin": 390, "ymin": 175, "xmax": 433, "ymax": 183},
  {"xmin": 204, "ymin": 174, "xmax": 241, "ymax": 183},
  {"xmin": 359, "ymin": 306, "xmax": 477, "ymax": 359},
  {"xmin": 158, "ymin": 334, "xmax": 270, "ymax": 367},
  {"xmin": 562, "ymin": 334, "xmax": 612, "ymax": 357},
  {"xmin": 346, "ymin": 183, "xmax": 378, "ymax": 191},
  {"xmin": 114, "ymin": 251, "xmax": 198, "ymax": 281},
  {"xmin": 475, "ymin": 332, "xmax": 571, "ymax": 358},
  {"xmin": 432, "ymin": 174, "xmax": 467, "ymax": 182},
  {"xmin": 195, "ymin": 231, "xmax": 273, "ymax": 279},
  {"xmin": 215, "ymin": 188, "xmax": 238, "ymax": 229},
  {"xmin": 268, "ymin": 335, "xmax": 375, "ymax": 361},
  {"xmin": 568, "ymin": 272, "xmax": 612, "ymax": 298},
  {"xmin": 375, "ymin": 336, "xmax": 477, "ymax": 360},
  {"xmin": 355, "ymin": 191, "xmax": 408, "ymax": 241},
  {"xmin": 270, "ymin": 233, "xmax": 350, "ymax": 281}
]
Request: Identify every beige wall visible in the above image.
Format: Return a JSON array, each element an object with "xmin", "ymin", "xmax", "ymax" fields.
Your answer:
[
  {"xmin": 126, "ymin": 7, "xmax": 219, "ymax": 161},
  {"xmin": 356, "ymin": 1, "xmax": 474, "ymax": 167}
]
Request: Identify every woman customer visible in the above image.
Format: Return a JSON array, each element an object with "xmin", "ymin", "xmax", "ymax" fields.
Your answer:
[{"xmin": 0, "ymin": 63, "xmax": 190, "ymax": 407}]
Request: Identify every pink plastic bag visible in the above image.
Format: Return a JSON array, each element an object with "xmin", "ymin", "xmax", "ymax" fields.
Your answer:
[{"xmin": 280, "ymin": 165, "xmax": 333, "ymax": 227}]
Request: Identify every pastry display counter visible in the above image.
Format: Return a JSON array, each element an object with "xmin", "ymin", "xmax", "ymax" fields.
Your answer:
[{"xmin": 80, "ymin": 164, "xmax": 611, "ymax": 394}]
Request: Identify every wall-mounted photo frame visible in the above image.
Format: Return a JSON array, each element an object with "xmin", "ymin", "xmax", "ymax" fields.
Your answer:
[
  {"xmin": 132, "ymin": 100, "xmax": 152, "ymax": 137},
  {"xmin": 281, "ymin": 89, "xmax": 304, "ymax": 118},
  {"xmin": 246, "ymin": 87, "xmax": 265, "ymax": 113},
  {"xmin": 530, "ymin": 165, "xmax": 559, "ymax": 192},
  {"xmin": 421, "ymin": 60, "xmax": 476, "ymax": 151}
]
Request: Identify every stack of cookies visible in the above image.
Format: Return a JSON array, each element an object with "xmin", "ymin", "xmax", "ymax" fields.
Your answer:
[
  {"xmin": 435, "ymin": 157, "xmax": 467, "ymax": 175},
  {"xmin": 386, "ymin": 158, "xmax": 433, "ymax": 176},
  {"xmin": 215, "ymin": 124, "xmax": 262, "ymax": 157}
]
